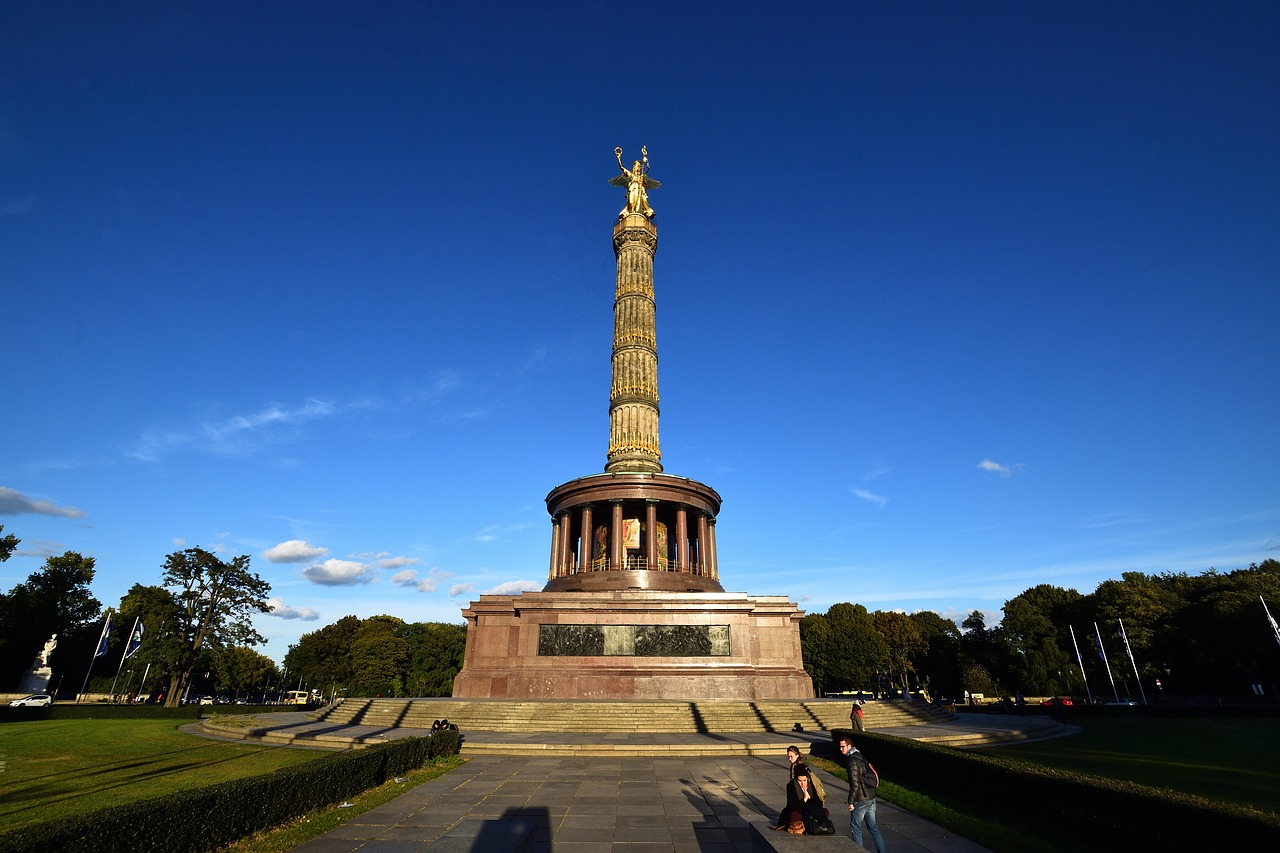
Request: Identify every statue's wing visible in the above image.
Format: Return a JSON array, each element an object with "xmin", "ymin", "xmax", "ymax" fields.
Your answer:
[
  {"xmin": 643, "ymin": 176, "xmax": 661, "ymax": 189},
  {"xmin": 608, "ymin": 175, "xmax": 630, "ymax": 187}
]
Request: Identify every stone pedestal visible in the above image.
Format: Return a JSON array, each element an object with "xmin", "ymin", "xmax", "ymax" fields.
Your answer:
[
  {"xmin": 17, "ymin": 667, "xmax": 52, "ymax": 694},
  {"xmin": 452, "ymin": 589, "xmax": 814, "ymax": 700}
]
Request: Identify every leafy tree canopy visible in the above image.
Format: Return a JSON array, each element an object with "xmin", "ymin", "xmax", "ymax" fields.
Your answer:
[{"xmin": 148, "ymin": 548, "xmax": 271, "ymax": 706}]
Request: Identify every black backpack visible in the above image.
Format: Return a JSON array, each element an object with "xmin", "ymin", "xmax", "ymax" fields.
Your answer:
[{"xmin": 850, "ymin": 753, "xmax": 880, "ymax": 795}]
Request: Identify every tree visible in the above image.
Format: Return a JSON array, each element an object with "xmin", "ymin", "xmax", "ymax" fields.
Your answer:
[
  {"xmin": 215, "ymin": 646, "xmax": 280, "ymax": 698},
  {"xmin": 1001, "ymin": 585, "xmax": 1082, "ymax": 694},
  {"xmin": 799, "ymin": 614, "xmax": 833, "ymax": 695},
  {"xmin": 908, "ymin": 611, "xmax": 962, "ymax": 698},
  {"xmin": 1160, "ymin": 561, "xmax": 1280, "ymax": 693},
  {"xmin": 155, "ymin": 548, "xmax": 271, "ymax": 706},
  {"xmin": 349, "ymin": 616, "xmax": 410, "ymax": 696},
  {"xmin": 961, "ymin": 663, "xmax": 996, "ymax": 697},
  {"xmin": 823, "ymin": 603, "xmax": 888, "ymax": 692},
  {"xmin": 871, "ymin": 610, "xmax": 927, "ymax": 691},
  {"xmin": 0, "ymin": 551, "xmax": 102, "ymax": 686},
  {"xmin": 0, "ymin": 524, "xmax": 17, "ymax": 562},
  {"xmin": 284, "ymin": 615, "xmax": 468, "ymax": 699},
  {"xmin": 285, "ymin": 615, "xmax": 362, "ymax": 691},
  {"xmin": 959, "ymin": 610, "xmax": 1012, "ymax": 693},
  {"xmin": 401, "ymin": 621, "xmax": 467, "ymax": 697}
]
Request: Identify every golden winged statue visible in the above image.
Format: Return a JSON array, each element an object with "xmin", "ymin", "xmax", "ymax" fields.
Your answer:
[{"xmin": 610, "ymin": 146, "xmax": 660, "ymax": 218}]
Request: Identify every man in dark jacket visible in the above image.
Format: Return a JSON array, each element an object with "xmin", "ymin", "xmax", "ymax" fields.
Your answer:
[{"xmin": 839, "ymin": 737, "xmax": 887, "ymax": 852}]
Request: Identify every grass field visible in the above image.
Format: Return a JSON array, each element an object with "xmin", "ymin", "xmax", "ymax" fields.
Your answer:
[
  {"xmin": 0, "ymin": 719, "xmax": 326, "ymax": 831},
  {"xmin": 986, "ymin": 716, "xmax": 1280, "ymax": 814}
]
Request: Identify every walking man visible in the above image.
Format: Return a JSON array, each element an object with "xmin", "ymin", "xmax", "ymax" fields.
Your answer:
[{"xmin": 839, "ymin": 736, "xmax": 887, "ymax": 852}]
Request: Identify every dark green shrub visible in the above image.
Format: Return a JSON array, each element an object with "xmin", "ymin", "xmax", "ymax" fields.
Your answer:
[{"xmin": 828, "ymin": 729, "xmax": 1280, "ymax": 850}]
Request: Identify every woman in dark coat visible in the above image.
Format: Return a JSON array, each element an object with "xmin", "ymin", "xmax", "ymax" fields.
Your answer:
[{"xmin": 771, "ymin": 770, "xmax": 829, "ymax": 832}]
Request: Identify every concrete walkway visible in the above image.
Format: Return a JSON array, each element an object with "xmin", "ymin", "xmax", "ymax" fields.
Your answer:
[
  {"xmin": 189, "ymin": 711, "xmax": 1062, "ymax": 851},
  {"xmin": 288, "ymin": 750, "xmax": 988, "ymax": 853}
]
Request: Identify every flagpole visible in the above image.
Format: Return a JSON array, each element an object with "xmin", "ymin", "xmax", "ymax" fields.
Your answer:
[
  {"xmin": 77, "ymin": 610, "xmax": 113, "ymax": 704},
  {"xmin": 1263, "ymin": 596, "xmax": 1280, "ymax": 651},
  {"xmin": 138, "ymin": 662, "xmax": 151, "ymax": 701},
  {"xmin": 1117, "ymin": 618, "xmax": 1148, "ymax": 705},
  {"xmin": 1069, "ymin": 625, "xmax": 1093, "ymax": 705},
  {"xmin": 109, "ymin": 617, "xmax": 139, "ymax": 700},
  {"xmin": 1094, "ymin": 621, "xmax": 1120, "ymax": 703}
]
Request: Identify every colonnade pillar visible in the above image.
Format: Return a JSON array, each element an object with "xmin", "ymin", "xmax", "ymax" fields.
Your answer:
[
  {"xmin": 610, "ymin": 500, "xmax": 624, "ymax": 571},
  {"xmin": 675, "ymin": 506, "xmax": 689, "ymax": 572},
  {"xmin": 559, "ymin": 512, "xmax": 573, "ymax": 574},
  {"xmin": 578, "ymin": 503, "xmax": 594, "ymax": 571},
  {"xmin": 645, "ymin": 500, "xmax": 658, "ymax": 571},
  {"xmin": 696, "ymin": 512, "xmax": 710, "ymax": 576},
  {"xmin": 548, "ymin": 517, "xmax": 561, "ymax": 579}
]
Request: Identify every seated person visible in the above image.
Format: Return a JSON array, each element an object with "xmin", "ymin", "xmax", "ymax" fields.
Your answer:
[
  {"xmin": 785, "ymin": 744, "xmax": 810, "ymax": 783},
  {"xmin": 771, "ymin": 771, "xmax": 829, "ymax": 832}
]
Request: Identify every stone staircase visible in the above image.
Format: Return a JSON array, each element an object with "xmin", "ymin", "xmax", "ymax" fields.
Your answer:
[{"xmin": 309, "ymin": 697, "xmax": 952, "ymax": 734}]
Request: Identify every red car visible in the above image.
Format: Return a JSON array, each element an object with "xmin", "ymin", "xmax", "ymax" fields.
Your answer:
[{"xmin": 1040, "ymin": 696, "xmax": 1074, "ymax": 706}]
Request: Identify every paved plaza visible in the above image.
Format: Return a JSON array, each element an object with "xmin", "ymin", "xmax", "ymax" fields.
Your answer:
[{"xmin": 287, "ymin": 748, "xmax": 990, "ymax": 853}]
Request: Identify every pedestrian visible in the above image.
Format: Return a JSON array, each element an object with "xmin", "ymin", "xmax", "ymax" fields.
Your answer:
[
  {"xmin": 1015, "ymin": 692, "xmax": 1026, "ymax": 715},
  {"xmin": 839, "ymin": 736, "xmax": 886, "ymax": 852},
  {"xmin": 850, "ymin": 698, "xmax": 865, "ymax": 732},
  {"xmin": 770, "ymin": 770, "xmax": 829, "ymax": 834}
]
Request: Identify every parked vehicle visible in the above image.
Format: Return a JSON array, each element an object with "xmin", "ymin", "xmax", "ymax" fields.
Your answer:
[
  {"xmin": 1105, "ymin": 698, "xmax": 1138, "ymax": 706},
  {"xmin": 1039, "ymin": 696, "xmax": 1074, "ymax": 706},
  {"xmin": 9, "ymin": 694, "xmax": 52, "ymax": 707}
]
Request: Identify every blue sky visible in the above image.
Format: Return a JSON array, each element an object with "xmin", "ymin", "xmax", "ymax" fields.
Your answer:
[{"xmin": 3, "ymin": 2, "xmax": 1277, "ymax": 665}]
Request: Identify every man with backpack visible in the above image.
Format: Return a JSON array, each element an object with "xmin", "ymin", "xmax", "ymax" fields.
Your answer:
[{"xmin": 839, "ymin": 737, "xmax": 887, "ymax": 852}]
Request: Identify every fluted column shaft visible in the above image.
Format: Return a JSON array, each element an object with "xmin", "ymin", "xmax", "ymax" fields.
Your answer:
[{"xmin": 606, "ymin": 213, "xmax": 662, "ymax": 473}]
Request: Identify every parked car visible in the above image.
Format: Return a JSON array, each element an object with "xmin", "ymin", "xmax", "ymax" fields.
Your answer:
[
  {"xmin": 1039, "ymin": 696, "xmax": 1074, "ymax": 706},
  {"xmin": 198, "ymin": 696, "xmax": 215, "ymax": 705},
  {"xmin": 1105, "ymin": 698, "xmax": 1138, "ymax": 706},
  {"xmin": 9, "ymin": 694, "xmax": 52, "ymax": 707}
]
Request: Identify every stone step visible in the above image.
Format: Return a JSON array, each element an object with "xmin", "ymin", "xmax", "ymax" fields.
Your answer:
[{"xmin": 309, "ymin": 698, "xmax": 954, "ymax": 734}]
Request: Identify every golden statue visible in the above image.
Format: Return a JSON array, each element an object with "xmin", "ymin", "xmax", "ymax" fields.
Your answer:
[{"xmin": 610, "ymin": 146, "xmax": 660, "ymax": 218}]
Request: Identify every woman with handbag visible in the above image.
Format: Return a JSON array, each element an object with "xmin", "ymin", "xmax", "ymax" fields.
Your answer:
[{"xmin": 770, "ymin": 770, "xmax": 832, "ymax": 834}]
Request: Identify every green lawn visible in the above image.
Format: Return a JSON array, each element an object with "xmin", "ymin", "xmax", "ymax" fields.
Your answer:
[
  {"xmin": 985, "ymin": 716, "xmax": 1280, "ymax": 815},
  {"xmin": 0, "ymin": 719, "xmax": 326, "ymax": 831}
]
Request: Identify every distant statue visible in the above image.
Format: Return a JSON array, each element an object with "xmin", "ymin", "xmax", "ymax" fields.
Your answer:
[
  {"xmin": 610, "ymin": 146, "xmax": 660, "ymax": 218},
  {"xmin": 37, "ymin": 633, "xmax": 57, "ymax": 668}
]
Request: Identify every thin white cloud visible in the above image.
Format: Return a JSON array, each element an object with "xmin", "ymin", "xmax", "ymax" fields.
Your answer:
[
  {"xmin": 0, "ymin": 486, "xmax": 85, "ymax": 518},
  {"xmin": 302, "ymin": 558, "xmax": 377, "ymax": 586},
  {"xmin": 851, "ymin": 487, "xmax": 888, "ymax": 509},
  {"xmin": 128, "ymin": 398, "xmax": 338, "ymax": 461},
  {"xmin": 264, "ymin": 539, "xmax": 330, "ymax": 564},
  {"xmin": 864, "ymin": 461, "xmax": 893, "ymax": 481},
  {"xmin": 12, "ymin": 540, "xmax": 63, "ymax": 559},
  {"xmin": 484, "ymin": 580, "xmax": 542, "ymax": 595},
  {"xmin": 473, "ymin": 522, "xmax": 532, "ymax": 544},
  {"xmin": 390, "ymin": 567, "xmax": 452, "ymax": 592},
  {"xmin": 978, "ymin": 458, "xmax": 1024, "ymax": 477},
  {"xmin": 266, "ymin": 597, "xmax": 320, "ymax": 621},
  {"xmin": 449, "ymin": 583, "xmax": 476, "ymax": 597},
  {"xmin": 375, "ymin": 555, "xmax": 420, "ymax": 569}
]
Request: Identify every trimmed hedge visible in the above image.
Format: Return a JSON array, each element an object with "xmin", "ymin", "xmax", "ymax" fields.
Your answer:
[
  {"xmin": 0, "ymin": 730, "xmax": 462, "ymax": 853},
  {"xmin": 3, "ymin": 704, "xmax": 201, "ymax": 722},
  {"xmin": 1, "ymin": 704, "xmax": 307, "ymax": 723},
  {"xmin": 828, "ymin": 729, "xmax": 1280, "ymax": 851}
]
